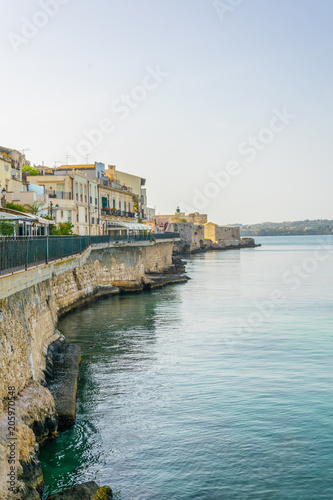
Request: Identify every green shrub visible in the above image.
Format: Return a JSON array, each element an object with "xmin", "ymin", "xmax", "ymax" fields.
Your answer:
[
  {"xmin": 6, "ymin": 202, "xmax": 28, "ymax": 213},
  {"xmin": 0, "ymin": 220, "xmax": 15, "ymax": 236},
  {"xmin": 22, "ymin": 165, "xmax": 39, "ymax": 176},
  {"xmin": 50, "ymin": 222, "xmax": 75, "ymax": 235}
]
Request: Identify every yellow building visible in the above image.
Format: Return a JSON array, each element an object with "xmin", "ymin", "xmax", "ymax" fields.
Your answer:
[
  {"xmin": 155, "ymin": 211, "xmax": 207, "ymax": 231},
  {"xmin": 106, "ymin": 165, "xmax": 147, "ymax": 218},
  {"xmin": 0, "ymin": 153, "xmax": 12, "ymax": 190}
]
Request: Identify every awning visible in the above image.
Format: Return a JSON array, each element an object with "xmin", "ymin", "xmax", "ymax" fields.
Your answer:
[
  {"xmin": 0, "ymin": 211, "xmax": 34, "ymax": 222},
  {"xmin": 0, "ymin": 211, "xmax": 51, "ymax": 225},
  {"xmin": 106, "ymin": 221, "xmax": 153, "ymax": 231}
]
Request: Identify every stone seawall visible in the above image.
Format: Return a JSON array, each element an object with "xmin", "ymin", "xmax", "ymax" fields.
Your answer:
[{"xmin": 0, "ymin": 239, "xmax": 183, "ymax": 499}]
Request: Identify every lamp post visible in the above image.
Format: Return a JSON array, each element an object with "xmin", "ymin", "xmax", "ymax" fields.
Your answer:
[
  {"xmin": 54, "ymin": 204, "xmax": 59, "ymax": 224},
  {"xmin": 49, "ymin": 202, "xmax": 59, "ymax": 221}
]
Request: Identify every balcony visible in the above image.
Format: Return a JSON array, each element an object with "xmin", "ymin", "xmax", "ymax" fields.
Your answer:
[
  {"xmin": 110, "ymin": 182, "xmax": 133, "ymax": 193},
  {"xmin": 47, "ymin": 190, "xmax": 72, "ymax": 200},
  {"xmin": 101, "ymin": 209, "xmax": 136, "ymax": 218}
]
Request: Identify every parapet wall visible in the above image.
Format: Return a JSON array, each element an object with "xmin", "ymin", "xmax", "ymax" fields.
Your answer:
[{"xmin": 0, "ymin": 240, "xmax": 174, "ymax": 408}]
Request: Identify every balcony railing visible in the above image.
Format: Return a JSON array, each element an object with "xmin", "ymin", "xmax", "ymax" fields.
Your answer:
[
  {"xmin": 0, "ymin": 233, "xmax": 180, "ymax": 275},
  {"xmin": 47, "ymin": 190, "xmax": 72, "ymax": 200},
  {"xmin": 110, "ymin": 181, "xmax": 133, "ymax": 193},
  {"xmin": 101, "ymin": 209, "xmax": 135, "ymax": 218}
]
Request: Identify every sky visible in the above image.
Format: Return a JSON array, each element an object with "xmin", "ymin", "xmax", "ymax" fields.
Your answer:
[{"xmin": 1, "ymin": 0, "xmax": 333, "ymax": 224}]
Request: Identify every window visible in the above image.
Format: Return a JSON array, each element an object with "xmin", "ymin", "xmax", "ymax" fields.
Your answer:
[
  {"xmin": 61, "ymin": 210, "xmax": 64, "ymax": 218},
  {"xmin": 124, "ymin": 202, "xmax": 126, "ymax": 212},
  {"xmin": 119, "ymin": 201, "xmax": 121, "ymax": 210},
  {"xmin": 113, "ymin": 199, "xmax": 115, "ymax": 208},
  {"xmin": 68, "ymin": 211, "xmax": 71, "ymax": 222},
  {"xmin": 90, "ymin": 196, "xmax": 92, "ymax": 204},
  {"xmin": 128, "ymin": 203, "xmax": 131, "ymax": 212}
]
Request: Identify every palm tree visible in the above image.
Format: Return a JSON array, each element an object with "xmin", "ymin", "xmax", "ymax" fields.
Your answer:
[{"xmin": 24, "ymin": 201, "xmax": 45, "ymax": 215}]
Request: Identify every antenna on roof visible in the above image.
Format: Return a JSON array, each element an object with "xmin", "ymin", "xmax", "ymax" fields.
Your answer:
[
  {"xmin": 54, "ymin": 161, "xmax": 62, "ymax": 168},
  {"xmin": 20, "ymin": 148, "xmax": 30, "ymax": 156}
]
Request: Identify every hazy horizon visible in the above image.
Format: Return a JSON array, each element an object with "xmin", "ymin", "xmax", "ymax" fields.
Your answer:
[{"xmin": 2, "ymin": 0, "xmax": 333, "ymax": 225}]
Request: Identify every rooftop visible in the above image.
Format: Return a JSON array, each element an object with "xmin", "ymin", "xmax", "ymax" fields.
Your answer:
[{"xmin": 57, "ymin": 164, "xmax": 97, "ymax": 170}]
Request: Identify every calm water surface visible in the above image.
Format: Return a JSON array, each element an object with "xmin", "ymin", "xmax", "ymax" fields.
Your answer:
[{"xmin": 40, "ymin": 236, "xmax": 333, "ymax": 499}]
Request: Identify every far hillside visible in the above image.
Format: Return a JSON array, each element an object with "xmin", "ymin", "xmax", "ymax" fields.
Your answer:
[{"xmin": 240, "ymin": 220, "xmax": 333, "ymax": 236}]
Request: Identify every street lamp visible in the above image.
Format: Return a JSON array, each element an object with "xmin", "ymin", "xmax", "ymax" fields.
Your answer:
[{"xmin": 49, "ymin": 202, "xmax": 59, "ymax": 220}]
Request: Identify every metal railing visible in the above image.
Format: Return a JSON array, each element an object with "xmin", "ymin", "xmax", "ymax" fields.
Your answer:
[
  {"xmin": 110, "ymin": 181, "xmax": 133, "ymax": 193},
  {"xmin": 47, "ymin": 190, "xmax": 72, "ymax": 200},
  {"xmin": 0, "ymin": 233, "xmax": 179, "ymax": 276},
  {"xmin": 101, "ymin": 209, "xmax": 135, "ymax": 218}
]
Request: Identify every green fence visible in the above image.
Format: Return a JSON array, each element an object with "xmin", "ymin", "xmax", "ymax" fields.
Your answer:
[{"xmin": 0, "ymin": 233, "xmax": 179, "ymax": 276}]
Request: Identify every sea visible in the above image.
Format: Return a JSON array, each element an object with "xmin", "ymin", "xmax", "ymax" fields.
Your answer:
[{"xmin": 40, "ymin": 235, "xmax": 333, "ymax": 499}]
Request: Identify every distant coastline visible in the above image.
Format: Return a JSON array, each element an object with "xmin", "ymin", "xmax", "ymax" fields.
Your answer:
[{"xmin": 240, "ymin": 219, "xmax": 333, "ymax": 237}]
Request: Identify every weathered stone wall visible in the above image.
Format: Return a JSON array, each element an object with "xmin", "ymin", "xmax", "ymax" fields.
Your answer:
[
  {"xmin": 204, "ymin": 223, "xmax": 241, "ymax": 244},
  {"xmin": 0, "ymin": 239, "xmax": 178, "ymax": 499},
  {"xmin": 218, "ymin": 226, "xmax": 240, "ymax": 240},
  {"xmin": 168, "ymin": 223, "xmax": 205, "ymax": 252},
  {"xmin": 0, "ymin": 240, "xmax": 174, "ymax": 407}
]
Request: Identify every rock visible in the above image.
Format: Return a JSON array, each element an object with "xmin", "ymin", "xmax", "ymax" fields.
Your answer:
[
  {"xmin": 144, "ymin": 273, "xmax": 189, "ymax": 289},
  {"xmin": 46, "ymin": 481, "xmax": 113, "ymax": 499},
  {"xmin": 0, "ymin": 382, "xmax": 58, "ymax": 500},
  {"xmin": 47, "ymin": 342, "xmax": 81, "ymax": 430}
]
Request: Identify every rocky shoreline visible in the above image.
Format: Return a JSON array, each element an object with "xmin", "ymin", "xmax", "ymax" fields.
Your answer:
[
  {"xmin": 0, "ymin": 240, "xmax": 261, "ymax": 500},
  {"xmin": 173, "ymin": 240, "xmax": 261, "ymax": 255},
  {"xmin": 1, "ymin": 244, "xmax": 259, "ymax": 499},
  {"xmin": 0, "ymin": 255, "xmax": 189, "ymax": 500}
]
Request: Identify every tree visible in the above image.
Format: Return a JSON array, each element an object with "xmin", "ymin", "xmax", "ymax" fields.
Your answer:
[
  {"xmin": 6, "ymin": 202, "xmax": 28, "ymax": 213},
  {"xmin": 0, "ymin": 220, "xmax": 15, "ymax": 236},
  {"xmin": 50, "ymin": 222, "xmax": 75, "ymax": 235},
  {"xmin": 24, "ymin": 202, "xmax": 45, "ymax": 215},
  {"xmin": 22, "ymin": 165, "xmax": 39, "ymax": 176}
]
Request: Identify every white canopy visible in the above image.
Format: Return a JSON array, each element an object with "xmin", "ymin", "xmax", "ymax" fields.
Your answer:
[
  {"xmin": 0, "ymin": 211, "xmax": 51, "ymax": 225},
  {"xmin": 106, "ymin": 221, "xmax": 153, "ymax": 231}
]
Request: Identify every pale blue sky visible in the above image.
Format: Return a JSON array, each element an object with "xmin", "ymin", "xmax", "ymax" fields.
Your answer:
[{"xmin": 1, "ymin": 0, "xmax": 333, "ymax": 224}]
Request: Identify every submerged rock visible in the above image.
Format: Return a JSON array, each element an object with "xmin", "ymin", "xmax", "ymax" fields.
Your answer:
[{"xmin": 46, "ymin": 481, "xmax": 113, "ymax": 499}]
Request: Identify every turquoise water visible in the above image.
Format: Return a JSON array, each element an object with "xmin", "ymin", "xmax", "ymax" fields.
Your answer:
[{"xmin": 40, "ymin": 236, "xmax": 333, "ymax": 499}]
